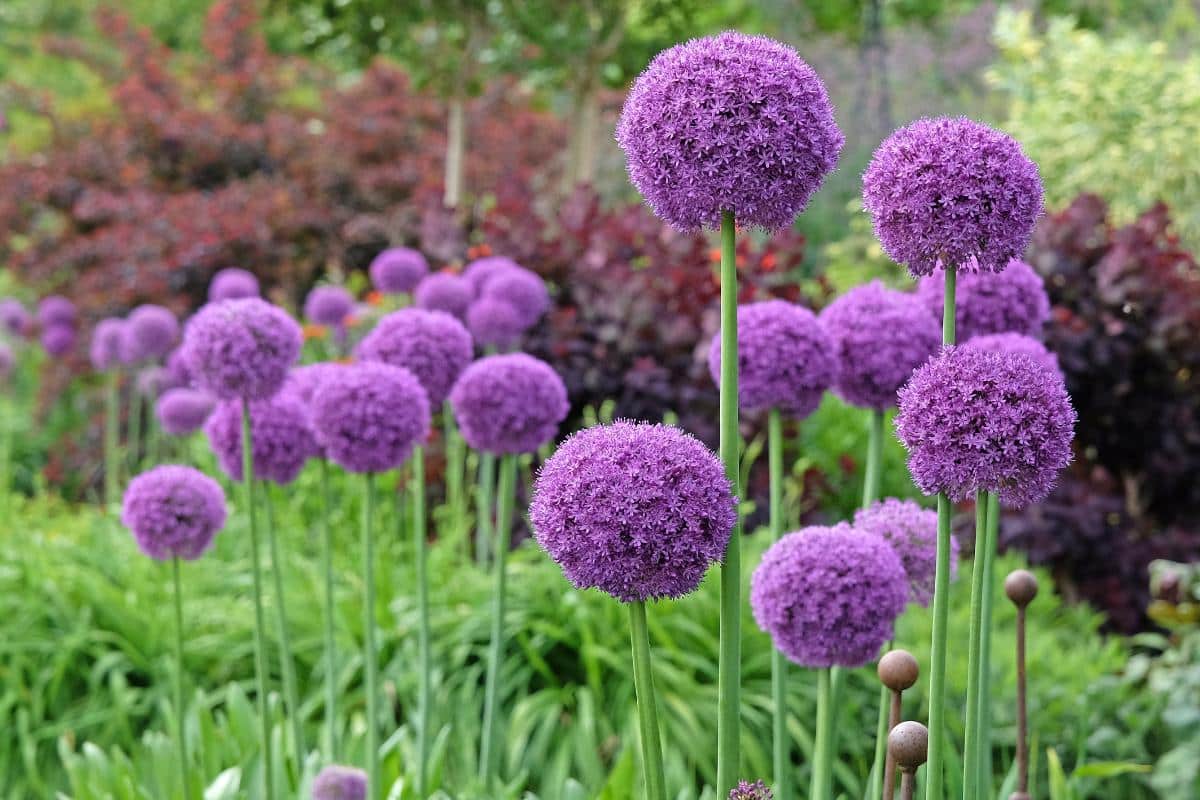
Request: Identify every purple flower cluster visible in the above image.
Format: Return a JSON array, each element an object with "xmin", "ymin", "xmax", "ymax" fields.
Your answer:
[
  {"xmin": 136, "ymin": 366, "xmax": 181, "ymax": 399},
  {"xmin": 862, "ymin": 117, "xmax": 1044, "ymax": 276},
  {"xmin": 37, "ymin": 295, "xmax": 77, "ymax": 328},
  {"xmin": 414, "ymin": 272, "xmax": 472, "ymax": 319},
  {"xmin": 41, "ymin": 325, "xmax": 76, "ymax": 357},
  {"xmin": 208, "ymin": 267, "xmax": 260, "ymax": 302},
  {"xmin": 853, "ymin": 498, "xmax": 958, "ymax": 607},
  {"xmin": 962, "ymin": 332, "xmax": 1059, "ymax": 376},
  {"xmin": 729, "ymin": 781, "xmax": 773, "ymax": 800},
  {"xmin": 121, "ymin": 465, "xmax": 227, "ymax": 561},
  {"xmin": 895, "ymin": 346, "xmax": 1076, "ymax": 507},
  {"xmin": 121, "ymin": 304, "xmax": 179, "ymax": 363},
  {"xmin": 449, "ymin": 353, "xmax": 568, "ymax": 455},
  {"xmin": 463, "ymin": 256, "xmax": 521, "ymax": 295},
  {"xmin": 750, "ymin": 523, "xmax": 907, "ymax": 668},
  {"xmin": 369, "ymin": 247, "xmax": 429, "ymax": 294},
  {"xmin": 312, "ymin": 764, "xmax": 367, "ymax": 800},
  {"xmin": 708, "ymin": 300, "xmax": 835, "ymax": 417},
  {"xmin": 304, "ymin": 285, "xmax": 355, "ymax": 327},
  {"xmin": 181, "ymin": 299, "xmax": 302, "ymax": 400},
  {"xmin": 819, "ymin": 281, "xmax": 940, "ymax": 410},
  {"xmin": 286, "ymin": 362, "xmax": 346, "ymax": 405},
  {"xmin": 156, "ymin": 388, "xmax": 216, "ymax": 436},
  {"xmin": 0, "ymin": 298, "xmax": 31, "ymax": 337},
  {"xmin": 617, "ymin": 31, "xmax": 843, "ymax": 232},
  {"xmin": 481, "ymin": 268, "xmax": 549, "ymax": 329},
  {"xmin": 90, "ymin": 318, "xmax": 127, "ymax": 371},
  {"xmin": 357, "ymin": 309, "xmax": 473, "ymax": 406},
  {"xmin": 166, "ymin": 347, "xmax": 192, "ymax": 387},
  {"xmin": 531, "ymin": 421, "xmax": 736, "ymax": 602},
  {"xmin": 466, "ymin": 297, "xmax": 525, "ymax": 349},
  {"xmin": 916, "ymin": 259, "xmax": 1050, "ymax": 342},
  {"xmin": 205, "ymin": 393, "xmax": 318, "ymax": 484},
  {"xmin": 0, "ymin": 343, "xmax": 13, "ymax": 378}
]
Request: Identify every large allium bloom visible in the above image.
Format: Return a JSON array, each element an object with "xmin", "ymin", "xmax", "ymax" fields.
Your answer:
[
  {"xmin": 356, "ymin": 309, "xmax": 473, "ymax": 407},
  {"xmin": 208, "ymin": 267, "xmax": 260, "ymax": 302},
  {"xmin": 286, "ymin": 362, "xmax": 345, "ymax": 405},
  {"xmin": 304, "ymin": 285, "xmax": 355, "ymax": 327},
  {"xmin": 0, "ymin": 298, "xmax": 31, "ymax": 337},
  {"xmin": 707, "ymin": 300, "xmax": 835, "ymax": 417},
  {"xmin": 310, "ymin": 361, "xmax": 431, "ymax": 473},
  {"xmin": 750, "ymin": 523, "xmax": 907, "ymax": 668},
  {"xmin": 466, "ymin": 297, "xmax": 525, "ymax": 349},
  {"xmin": 915, "ymin": 259, "xmax": 1050, "ymax": 341},
  {"xmin": 481, "ymin": 268, "xmax": 550, "ymax": 329},
  {"xmin": 962, "ymin": 332, "xmax": 1059, "ymax": 376},
  {"xmin": 895, "ymin": 346, "xmax": 1076, "ymax": 507},
  {"xmin": 0, "ymin": 343, "xmax": 13, "ymax": 378},
  {"xmin": 729, "ymin": 781, "xmax": 773, "ymax": 800},
  {"xmin": 205, "ymin": 393, "xmax": 318, "ymax": 484},
  {"xmin": 156, "ymin": 388, "xmax": 216, "ymax": 436},
  {"xmin": 449, "ymin": 353, "xmax": 568, "ymax": 455},
  {"xmin": 819, "ymin": 281, "xmax": 940, "ymax": 410},
  {"xmin": 165, "ymin": 347, "xmax": 192, "ymax": 387},
  {"xmin": 853, "ymin": 498, "xmax": 959, "ymax": 607},
  {"xmin": 462, "ymin": 256, "xmax": 521, "ymax": 294},
  {"xmin": 181, "ymin": 298, "xmax": 302, "ymax": 401},
  {"xmin": 41, "ymin": 324, "xmax": 76, "ymax": 357},
  {"xmin": 136, "ymin": 366, "xmax": 181, "ymax": 399},
  {"xmin": 863, "ymin": 117, "xmax": 1043, "ymax": 276},
  {"xmin": 121, "ymin": 465, "xmax": 227, "ymax": 561},
  {"xmin": 312, "ymin": 765, "xmax": 368, "ymax": 800},
  {"xmin": 414, "ymin": 272, "xmax": 473, "ymax": 319},
  {"xmin": 121, "ymin": 304, "xmax": 179, "ymax": 363},
  {"xmin": 531, "ymin": 421, "xmax": 736, "ymax": 602},
  {"xmin": 37, "ymin": 295, "xmax": 77, "ymax": 328},
  {"xmin": 89, "ymin": 318, "xmax": 127, "ymax": 371},
  {"xmin": 617, "ymin": 31, "xmax": 843, "ymax": 231},
  {"xmin": 369, "ymin": 247, "xmax": 429, "ymax": 294}
]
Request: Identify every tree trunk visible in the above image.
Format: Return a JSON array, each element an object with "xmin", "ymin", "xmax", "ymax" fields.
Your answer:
[{"xmin": 444, "ymin": 92, "xmax": 466, "ymax": 210}]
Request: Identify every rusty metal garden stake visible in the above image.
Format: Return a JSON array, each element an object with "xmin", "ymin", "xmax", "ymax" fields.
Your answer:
[
  {"xmin": 888, "ymin": 720, "xmax": 928, "ymax": 800},
  {"xmin": 1005, "ymin": 569, "xmax": 1039, "ymax": 800},
  {"xmin": 878, "ymin": 649, "xmax": 919, "ymax": 799}
]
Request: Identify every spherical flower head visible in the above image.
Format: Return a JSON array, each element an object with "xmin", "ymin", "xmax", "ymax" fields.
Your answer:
[
  {"xmin": 310, "ymin": 361, "xmax": 431, "ymax": 474},
  {"xmin": 819, "ymin": 281, "xmax": 940, "ymax": 410},
  {"xmin": 181, "ymin": 298, "xmax": 302, "ymax": 401},
  {"xmin": 463, "ymin": 256, "xmax": 521, "ymax": 294},
  {"xmin": 895, "ymin": 346, "xmax": 1076, "ymax": 508},
  {"xmin": 414, "ymin": 272, "xmax": 473, "ymax": 319},
  {"xmin": 356, "ymin": 309, "xmax": 473, "ymax": 407},
  {"xmin": 369, "ymin": 247, "xmax": 429, "ymax": 294},
  {"xmin": 750, "ymin": 523, "xmax": 907, "ymax": 668},
  {"xmin": 962, "ymin": 332, "xmax": 1060, "ymax": 376},
  {"xmin": 863, "ymin": 118, "xmax": 1044, "ymax": 277},
  {"xmin": 90, "ymin": 318, "xmax": 127, "ymax": 371},
  {"xmin": 730, "ymin": 781, "xmax": 773, "ymax": 800},
  {"xmin": 286, "ymin": 362, "xmax": 346, "ymax": 405},
  {"xmin": 312, "ymin": 764, "xmax": 367, "ymax": 800},
  {"xmin": 121, "ymin": 465, "xmax": 227, "ymax": 561},
  {"xmin": 304, "ymin": 285, "xmax": 355, "ymax": 327},
  {"xmin": 121, "ymin": 304, "xmax": 179, "ymax": 363},
  {"xmin": 0, "ymin": 298, "xmax": 31, "ymax": 337},
  {"xmin": 708, "ymin": 300, "xmax": 835, "ymax": 417},
  {"xmin": 156, "ymin": 388, "xmax": 216, "ymax": 436},
  {"xmin": 531, "ymin": 421, "xmax": 736, "ymax": 602},
  {"xmin": 853, "ymin": 498, "xmax": 959, "ymax": 607},
  {"xmin": 0, "ymin": 342, "xmax": 13, "ymax": 379},
  {"xmin": 481, "ymin": 267, "xmax": 549, "ymax": 329},
  {"xmin": 617, "ymin": 31, "xmax": 843, "ymax": 231},
  {"xmin": 466, "ymin": 297, "xmax": 525, "ymax": 350},
  {"xmin": 208, "ymin": 267, "xmax": 260, "ymax": 302},
  {"xmin": 449, "ymin": 353, "xmax": 568, "ymax": 455},
  {"xmin": 38, "ymin": 295, "xmax": 77, "ymax": 329},
  {"xmin": 205, "ymin": 393, "xmax": 318, "ymax": 484},
  {"xmin": 165, "ymin": 347, "xmax": 192, "ymax": 386},
  {"xmin": 41, "ymin": 324, "xmax": 76, "ymax": 357},
  {"xmin": 916, "ymin": 259, "xmax": 1050, "ymax": 341},
  {"xmin": 137, "ymin": 366, "xmax": 181, "ymax": 399}
]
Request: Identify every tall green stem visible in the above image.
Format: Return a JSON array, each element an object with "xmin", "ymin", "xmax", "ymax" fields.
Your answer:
[
  {"xmin": 172, "ymin": 558, "xmax": 191, "ymax": 800},
  {"xmin": 362, "ymin": 471, "xmax": 380, "ymax": 798},
  {"xmin": 475, "ymin": 452, "xmax": 497, "ymax": 564},
  {"xmin": 963, "ymin": 492, "xmax": 990, "ymax": 800},
  {"xmin": 767, "ymin": 409, "xmax": 789, "ymax": 800},
  {"xmin": 811, "ymin": 668, "xmax": 834, "ymax": 800},
  {"xmin": 444, "ymin": 402, "xmax": 466, "ymax": 555},
  {"xmin": 104, "ymin": 371, "xmax": 119, "ymax": 511},
  {"xmin": 479, "ymin": 453, "xmax": 516, "ymax": 785},
  {"xmin": 863, "ymin": 409, "xmax": 885, "ymax": 507},
  {"xmin": 320, "ymin": 459, "xmax": 338, "ymax": 760},
  {"xmin": 717, "ymin": 209, "xmax": 742, "ymax": 797},
  {"xmin": 241, "ymin": 402, "xmax": 274, "ymax": 800},
  {"xmin": 129, "ymin": 385, "xmax": 142, "ymax": 473},
  {"xmin": 265, "ymin": 484, "xmax": 306, "ymax": 767},
  {"xmin": 413, "ymin": 446, "xmax": 430, "ymax": 796},
  {"xmin": 868, "ymin": 682, "xmax": 890, "ymax": 800},
  {"xmin": 977, "ymin": 492, "xmax": 1000, "ymax": 797},
  {"xmin": 0, "ymin": 389, "xmax": 11, "ymax": 519},
  {"xmin": 629, "ymin": 601, "xmax": 667, "ymax": 800}
]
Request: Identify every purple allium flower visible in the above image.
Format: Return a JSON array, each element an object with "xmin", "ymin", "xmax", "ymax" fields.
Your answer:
[
  {"xmin": 531, "ymin": 421, "xmax": 736, "ymax": 603},
  {"xmin": 462, "ymin": 256, "xmax": 521, "ymax": 294},
  {"xmin": 617, "ymin": 31, "xmax": 843, "ymax": 232},
  {"xmin": 819, "ymin": 281, "xmax": 941, "ymax": 410},
  {"xmin": 37, "ymin": 295, "xmax": 77, "ymax": 329},
  {"xmin": 369, "ymin": 247, "xmax": 429, "ymax": 294},
  {"xmin": 208, "ymin": 267, "xmax": 260, "ymax": 302},
  {"xmin": 707, "ymin": 300, "xmax": 835, "ymax": 417},
  {"xmin": 356, "ymin": 309, "xmax": 473, "ymax": 407},
  {"xmin": 137, "ymin": 366, "xmax": 182, "ymax": 399},
  {"xmin": 962, "ymin": 331, "xmax": 1059, "ymax": 376},
  {"xmin": 466, "ymin": 297, "xmax": 525, "ymax": 350},
  {"xmin": 41, "ymin": 324, "xmax": 76, "ymax": 357},
  {"xmin": 181, "ymin": 298, "xmax": 302, "ymax": 401},
  {"xmin": 205, "ymin": 393, "xmax": 318, "ymax": 484},
  {"xmin": 121, "ymin": 465, "xmax": 227, "ymax": 561},
  {"xmin": 0, "ymin": 342, "xmax": 13, "ymax": 379},
  {"xmin": 286, "ymin": 363, "xmax": 346, "ymax": 405},
  {"xmin": 310, "ymin": 362, "xmax": 431, "ymax": 474},
  {"xmin": 304, "ymin": 285, "xmax": 355, "ymax": 328},
  {"xmin": 0, "ymin": 298, "xmax": 31, "ymax": 337},
  {"xmin": 853, "ymin": 498, "xmax": 959, "ymax": 607},
  {"xmin": 862, "ymin": 118, "xmax": 1044, "ymax": 277},
  {"xmin": 730, "ymin": 780, "xmax": 773, "ymax": 800},
  {"xmin": 414, "ymin": 272, "xmax": 473, "ymax": 319},
  {"xmin": 156, "ymin": 388, "xmax": 216, "ymax": 436},
  {"xmin": 90, "ymin": 318, "xmax": 127, "ymax": 371},
  {"xmin": 121, "ymin": 304, "xmax": 179, "ymax": 363},
  {"xmin": 165, "ymin": 347, "xmax": 192, "ymax": 387},
  {"xmin": 449, "ymin": 353, "xmax": 568, "ymax": 455},
  {"xmin": 481, "ymin": 267, "xmax": 549, "ymax": 329},
  {"xmin": 312, "ymin": 764, "xmax": 368, "ymax": 800},
  {"xmin": 750, "ymin": 523, "xmax": 907, "ymax": 668},
  {"xmin": 915, "ymin": 259, "xmax": 1050, "ymax": 341},
  {"xmin": 895, "ymin": 346, "xmax": 1076, "ymax": 508}
]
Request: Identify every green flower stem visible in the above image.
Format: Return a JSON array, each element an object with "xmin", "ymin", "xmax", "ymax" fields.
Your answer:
[
  {"xmin": 977, "ymin": 492, "xmax": 1000, "ymax": 797},
  {"xmin": 767, "ymin": 409, "xmax": 790, "ymax": 799},
  {"xmin": 172, "ymin": 557, "xmax": 191, "ymax": 800},
  {"xmin": 146, "ymin": 406, "xmax": 161, "ymax": 467},
  {"xmin": 0, "ymin": 389, "xmax": 11, "ymax": 519},
  {"xmin": 962, "ymin": 492, "xmax": 990, "ymax": 800},
  {"xmin": 868, "ymin": 682, "xmax": 890, "ymax": 800},
  {"xmin": 104, "ymin": 371, "xmax": 119, "ymax": 512},
  {"xmin": 362, "ymin": 471, "xmax": 380, "ymax": 798},
  {"xmin": 863, "ymin": 408, "xmax": 885, "ymax": 508},
  {"xmin": 629, "ymin": 600, "xmax": 667, "ymax": 800},
  {"xmin": 475, "ymin": 452, "xmax": 497, "ymax": 564},
  {"xmin": 320, "ymin": 459, "xmax": 338, "ymax": 760},
  {"xmin": 479, "ymin": 453, "xmax": 516, "ymax": 786},
  {"xmin": 241, "ymin": 402, "xmax": 274, "ymax": 800},
  {"xmin": 717, "ymin": 208, "xmax": 742, "ymax": 798},
  {"xmin": 443, "ymin": 402, "xmax": 467, "ymax": 555},
  {"xmin": 811, "ymin": 667, "xmax": 834, "ymax": 800},
  {"xmin": 264, "ymin": 484, "xmax": 306, "ymax": 768},
  {"xmin": 129, "ymin": 386, "xmax": 142, "ymax": 473},
  {"xmin": 413, "ymin": 446, "xmax": 430, "ymax": 796}
]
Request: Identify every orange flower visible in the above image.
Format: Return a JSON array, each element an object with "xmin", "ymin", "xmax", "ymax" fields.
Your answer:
[
  {"xmin": 366, "ymin": 291, "xmax": 384, "ymax": 307},
  {"xmin": 709, "ymin": 248, "xmax": 721, "ymax": 263},
  {"xmin": 761, "ymin": 252, "xmax": 778, "ymax": 271},
  {"xmin": 303, "ymin": 323, "xmax": 328, "ymax": 340}
]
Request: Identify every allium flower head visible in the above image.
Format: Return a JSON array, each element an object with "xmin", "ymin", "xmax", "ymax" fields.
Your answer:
[
  {"xmin": 531, "ymin": 421, "xmax": 736, "ymax": 602},
  {"xmin": 165, "ymin": 347, "xmax": 192, "ymax": 387},
  {"xmin": 137, "ymin": 366, "xmax": 181, "ymax": 399},
  {"xmin": 0, "ymin": 298, "xmax": 31, "ymax": 337},
  {"xmin": 617, "ymin": 31, "xmax": 844, "ymax": 231},
  {"xmin": 0, "ymin": 343, "xmax": 13, "ymax": 378},
  {"xmin": 863, "ymin": 117, "xmax": 1044, "ymax": 276},
  {"xmin": 730, "ymin": 781, "xmax": 773, "ymax": 800},
  {"xmin": 466, "ymin": 297, "xmax": 525, "ymax": 350},
  {"xmin": 962, "ymin": 332, "xmax": 1059, "ymax": 376},
  {"xmin": 449, "ymin": 353, "xmax": 568, "ymax": 455},
  {"xmin": 286, "ymin": 362, "xmax": 346, "ymax": 405},
  {"xmin": 90, "ymin": 318, "xmax": 127, "ymax": 371},
  {"xmin": 304, "ymin": 285, "xmax": 355, "ymax": 327},
  {"xmin": 205, "ymin": 393, "xmax": 318, "ymax": 484},
  {"xmin": 356, "ymin": 309, "xmax": 473, "ymax": 407},
  {"xmin": 708, "ymin": 300, "xmax": 835, "ymax": 417},
  {"xmin": 750, "ymin": 523, "xmax": 907, "ymax": 667},
  {"xmin": 41, "ymin": 324, "xmax": 76, "ymax": 357},
  {"xmin": 414, "ymin": 272, "xmax": 473, "ymax": 319},
  {"xmin": 208, "ymin": 267, "xmax": 260, "ymax": 302},
  {"xmin": 181, "ymin": 298, "xmax": 302, "ymax": 401},
  {"xmin": 37, "ymin": 295, "xmax": 77, "ymax": 329},
  {"xmin": 895, "ymin": 346, "xmax": 1076, "ymax": 508},
  {"xmin": 121, "ymin": 465, "xmax": 227, "ymax": 561},
  {"xmin": 916, "ymin": 259, "xmax": 1050, "ymax": 341},
  {"xmin": 481, "ymin": 267, "xmax": 549, "ymax": 329},
  {"xmin": 853, "ymin": 498, "xmax": 959, "ymax": 607},
  {"xmin": 156, "ymin": 388, "xmax": 216, "ymax": 436},
  {"xmin": 369, "ymin": 247, "xmax": 429, "ymax": 294},
  {"xmin": 310, "ymin": 361, "xmax": 431, "ymax": 473},
  {"xmin": 819, "ymin": 281, "xmax": 940, "ymax": 410},
  {"xmin": 121, "ymin": 304, "xmax": 179, "ymax": 363},
  {"xmin": 312, "ymin": 765, "xmax": 367, "ymax": 800},
  {"xmin": 463, "ymin": 256, "xmax": 521, "ymax": 294}
]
